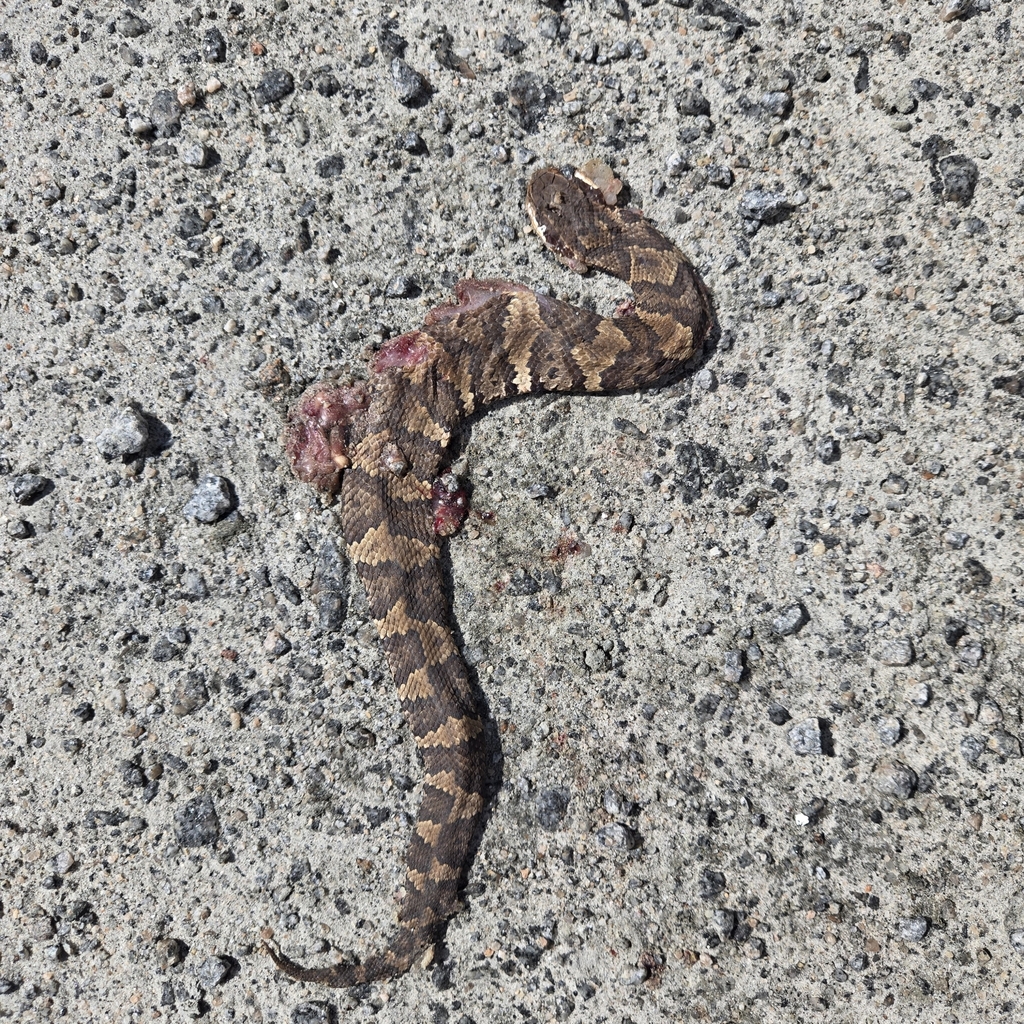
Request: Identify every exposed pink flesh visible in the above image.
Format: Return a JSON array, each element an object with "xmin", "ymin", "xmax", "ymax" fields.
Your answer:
[
  {"xmin": 425, "ymin": 278, "xmax": 534, "ymax": 325},
  {"xmin": 372, "ymin": 330, "xmax": 433, "ymax": 372}
]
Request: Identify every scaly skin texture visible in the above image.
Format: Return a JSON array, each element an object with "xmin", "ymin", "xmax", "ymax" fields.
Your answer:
[{"xmin": 271, "ymin": 165, "xmax": 714, "ymax": 986}]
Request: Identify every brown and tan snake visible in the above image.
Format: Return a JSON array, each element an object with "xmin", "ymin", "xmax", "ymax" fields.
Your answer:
[{"xmin": 269, "ymin": 162, "xmax": 714, "ymax": 986}]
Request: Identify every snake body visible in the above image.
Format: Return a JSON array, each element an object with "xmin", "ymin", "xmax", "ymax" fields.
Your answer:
[{"xmin": 271, "ymin": 165, "xmax": 713, "ymax": 986}]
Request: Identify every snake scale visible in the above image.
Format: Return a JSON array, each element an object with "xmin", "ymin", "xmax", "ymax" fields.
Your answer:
[{"xmin": 268, "ymin": 163, "xmax": 714, "ymax": 986}]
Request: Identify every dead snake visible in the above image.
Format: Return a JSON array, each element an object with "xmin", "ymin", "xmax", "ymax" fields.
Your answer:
[{"xmin": 269, "ymin": 163, "xmax": 714, "ymax": 985}]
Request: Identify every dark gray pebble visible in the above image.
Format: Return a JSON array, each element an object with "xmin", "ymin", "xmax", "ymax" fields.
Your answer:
[
  {"xmin": 698, "ymin": 868, "xmax": 726, "ymax": 899},
  {"xmin": 738, "ymin": 189, "xmax": 790, "ymax": 224},
  {"xmin": 231, "ymin": 239, "xmax": 263, "ymax": 272},
  {"xmin": 767, "ymin": 702, "xmax": 790, "ymax": 725},
  {"xmin": 761, "ymin": 91, "xmax": 793, "ymax": 118},
  {"xmin": 314, "ymin": 72, "xmax": 341, "ymax": 97},
  {"xmin": 315, "ymin": 155, "xmax": 345, "ymax": 179},
  {"xmin": 677, "ymin": 87, "xmax": 710, "ymax": 116},
  {"xmin": 385, "ymin": 275, "xmax": 414, "ymax": 298},
  {"xmin": 30, "ymin": 41, "xmax": 48, "ymax": 66},
  {"xmin": 958, "ymin": 639, "xmax": 984, "ymax": 668},
  {"xmin": 772, "ymin": 602, "xmax": 809, "ymax": 636},
  {"xmin": 401, "ymin": 131, "xmax": 425, "ymax": 154},
  {"xmin": 8, "ymin": 474, "xmax": 49, "ymax": 505},
  {"xmin": 938, "ymin": 154, "xmax": 979, "ymax": 205},
  {"xmin": 497, "ymin": 33, "xmax": 526, "ymax": 56},
  {"xmin": 596, "ymin": 823, "xmax": 641, "ymax": 850},
  {"xmin": 712, "ymin": 908, "xmax": 736, "ymax": 937},
  {"xmin": 721, "ymin": 650, "xmax": 744, "ymax": 683},
  {"xmin": 183, "ymin": 475, "xmax": 234, "ymax": 523},
  {"xmin": 292, "ymin": 1004, "xmax": 333, "ymax": 1024},
  {"xmin": 990, "ymin": 303, "xmax": 1020, "ymax": 324},
  {"xmin": 707, "ymin": 165, "xmax": 733, "ymax": 188},
  {"xmin": 202, "ymin": 27, "xmax": 226, "ymax": 63},
  {"xmin": 538, "ymin": 13, "xmax": 567, "ymax": 41},
  {"xmin": 274, "ymin": 574, "xmax": 302, "ymax": 606},
  {"xmin": 95, "ymin": 405, "xmax": 149, "ymax": 460},
  {"xmin": 960, "ymin": 734, "xmax": 984, "ymax": 763},
  {"xmin": 872, "ymin": 759, "xmax": 917, "ymax": 800},
  {"xmin": 876, "ymin": 717, "xmax": 902, "ymax": 746},
  {"xmin": 391, "ymin": 58, "xmax": 428, "ymax": 106},
  {"xmin": 149, "ymin": 90, "xmax": 182, "ymax": 138},
  {"xmin": 255, "ymin": 69, "xmax": 295, "ymax": 106},
  {"xmin": 0, "ymin": 33, "xmax": 12, "ymax": 60},
  {"xmin": 507, "ymin": 72, "xmax": 557, "ymax": 131},
  {"xmin": 195, "ymin": 955, "xmax": 232, "ymax": 988},
  {"xmin": 0, "ymin": 978, "xmax": 18, "ymax": 994},
  {"xmin": 151, "ymin": 638, "xmax": 180, "ymax": 663},
  {"xmin": 174, "ymin": 794, "xmax": 221, "ymax": 848},
  {"xmin": 816, "ymin": 436, "xmax": 839, "ymax": 463},
  {"xmin": 912, "ymin": 78, "xmax": 942, "ymax": 101},
  {"xmin": 117, "ymin": 13, "xmax": 151, "ymax": 38},
  {"xmin": 536, "ymin": 788, "xmax": 570, "ymax": 829},
  {"xmin": 6, "ymin": 520, "xmax": 30, "ymax": 539}
]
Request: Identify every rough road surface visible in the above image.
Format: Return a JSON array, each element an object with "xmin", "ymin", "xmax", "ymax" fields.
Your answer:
[{"xmin": 1, "ymin": 1, "xmax": 1022, "ymax": 1022}]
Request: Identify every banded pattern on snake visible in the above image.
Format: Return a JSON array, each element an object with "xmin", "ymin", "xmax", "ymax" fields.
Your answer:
[{"xmin": 270, "ymin": 163, "xmax": 714, "ymax": 985}]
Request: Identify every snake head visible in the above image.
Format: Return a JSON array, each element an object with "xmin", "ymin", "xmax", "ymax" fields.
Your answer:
[
  {"xmin": 285, "ymin": 380, "xmax": 369, "ymax": 495},
  {"xmin": 525, "ymin": 164, "xmax": 622, "ymax": 275}
]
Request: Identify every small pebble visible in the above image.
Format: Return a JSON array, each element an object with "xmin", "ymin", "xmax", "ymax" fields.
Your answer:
[
  {"xmin": 721, "ymin": 650, "xmax": 744, "ymax": 683},
  {"xmin": 872, "ymin": 759, "xmax": 917, "ymax": 800},
  {"xmin": 385, "ymin": 275, "xmax": 414, "ymax": 298},
  {"xmin": 960, "ymin": 734, "xmax": 984, "ymax": 764},
  {"xmin": 898, "ymin": 916, "xmax": 929, "ymax": 942},
  {"xmin": 665, "ymin": 151, "xmax": 690, "ymax": 177},
  {"xmin": 8, "ymin": 474, "xmax": 49, "ymax": 505},
  {"xmin": 738, "ymin": 189, "xmax": 790, "ymax": 224},
  {"xmin": 772, "ymin": 603, "xmax": 809, "ymax": 636},
  {"xmin": 195, "ymin": 955, "xmax": 232, "ymax": 988},
  {"xmin": 95, "ymin": 405, "xmax": 149, "ymax": 460},
  {"xmin": 906, "ymin": 682, "xmax": 930, "ymax": 707},
  {"xmin": 595, "ymin": 823, "xmax": 641, "ymax": 850},
  {"xmin": 254, "ymin": 69, "xmax": 294, "ymax": 106},
  {"xmin": 183, "ymin": 475, "xmax": 234, "ymax": 523},
  {"xmin": 761, "ymin": 91, "xmax": 793, "ymax": 118},
  {"xmin": 987, "ymin": 731, "xmax": 1022, "ymax": 759},
  {"xmin": 939, "ymin": 0, "xmax": 972, "ymax": 22},
  {"xmin": 698, "ymin": 868, "xmax": 726, "ymax": 899},
  {"xmin": 877, "ymin": 717, "xmax": 902, "ymax": 746},
  {"xmin": 958, "ymin": 640, "xmax": 984, "ymax": 668},
  {"xmin": 788, "ymin": 718, "xmax": 824, "ymax": 756},
  {"xmin": 181, "ymin": 142, "xmax": 208, "ymax": 169},
  {"xmin": 6, "ymin": 519, "xmax": 30, "ymax": 539},
  {"xmin": 878, "ymin": 638, "xmax": 914, "ymax": 667},
  {"xmin": 391, "ymin": 58, "xmax": 428, "ymax": 105},
  {"xmin": 202, "ymin": 27, "xmax": 226, "ymax": 63}
]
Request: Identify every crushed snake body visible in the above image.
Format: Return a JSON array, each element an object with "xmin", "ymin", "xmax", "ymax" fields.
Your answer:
[{"xmin": 270, "ymin": 164, "xmax": 714, "ymax": 986}]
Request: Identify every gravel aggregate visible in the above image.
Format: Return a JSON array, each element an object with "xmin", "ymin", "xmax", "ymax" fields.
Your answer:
[{"xmin": 2, "ymin": 0, "xmax": 1024, "ymax": 1021}]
